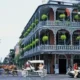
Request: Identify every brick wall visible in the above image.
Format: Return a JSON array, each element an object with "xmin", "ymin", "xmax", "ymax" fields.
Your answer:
[{"xmin": 49, "ymin": 9, "xmax": 54, "ymax": 21}]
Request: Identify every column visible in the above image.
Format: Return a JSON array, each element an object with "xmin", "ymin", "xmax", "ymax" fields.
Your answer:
[
  {"xmin": 54, "ymin": 33, "xmax": 56, "ymax": 45},
  {"xmin": 39, "ymin": 55, "xmax": 40, "ymax": 60},
  {"xmin": 70, "ymin": 33, "xmax": 73, "ymax": 45},
  {"xmin": 35, "ymin": 55, "xmax": 36, "ymax": 60},
  {"xmin": 54, "ymin": 10, "xmax": 56, "ymax": 21},
  {"xmin": 38, "ymin": 8, "xmax": 41, "ymax": 21},
  {"xmin": 39, "ymin": 30, "xmax": 41, "ymax": 46},
  {"xmin": 71, "ymin": 54, "xmax": 73, "ymax": 67},
  {"xmin": 55, "ymin": 54, "xmax": 56, "ymax": 74},
  {"xmin": 35, "ymin": 34, "xmax": 36, "ymax": 48}
]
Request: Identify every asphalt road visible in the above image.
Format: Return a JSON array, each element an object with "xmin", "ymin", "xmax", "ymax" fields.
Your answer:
[{"xmin": 0, "ymin": 74, "xmax": 80, "ymax": 80}]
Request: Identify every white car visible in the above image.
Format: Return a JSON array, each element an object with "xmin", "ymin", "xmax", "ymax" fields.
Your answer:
[{"xmin": 68, "ymin": 68, "xmax": 80, "ymax": 78}]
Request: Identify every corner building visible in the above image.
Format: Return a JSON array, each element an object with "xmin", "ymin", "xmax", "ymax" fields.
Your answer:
[{"xmin": 20, "ymin": 0, "xmax": 80, "ymax": 74}]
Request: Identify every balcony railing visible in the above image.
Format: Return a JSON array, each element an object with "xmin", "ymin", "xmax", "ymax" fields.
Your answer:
[
  {"xmin": 24, "ymin": 45, "xmax": 80, "ymax": 57},
  {"xmin": 40, "ymin": 21, "xmax": 80, "ymax": 27},
  {"xmin": 22, "ymin": 21, "xmax": 80, "ymax": 45}
]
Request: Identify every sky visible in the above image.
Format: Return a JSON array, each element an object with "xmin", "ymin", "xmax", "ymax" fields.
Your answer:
[
  {"xmin": 0, "ymin": 0, "xmax": 48, "ymax": 61},
  {"xmin": 0, "ymin": 0, "xmax": 79, "ymax": 62}
]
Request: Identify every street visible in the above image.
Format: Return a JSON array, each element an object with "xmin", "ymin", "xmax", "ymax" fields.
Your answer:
[{"xmin": 0, "ymin": 74, "xmax": 80, "ymax": 80}]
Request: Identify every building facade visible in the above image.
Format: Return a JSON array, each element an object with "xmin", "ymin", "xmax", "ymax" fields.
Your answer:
[{"xmin": 19, "ymin": 0, "xmax": 80, "ymax": 74}]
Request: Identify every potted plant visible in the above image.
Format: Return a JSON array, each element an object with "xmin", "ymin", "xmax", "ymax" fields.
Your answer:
[
  {"xmin": 74, "ymin": 14, "xmax": 80, "ymax": 21},
  {"xmin": 27, "ymin": 28, "xmax": 31, "ymax": 32},
  {"xmin": 59, "ymin": 13, "xmax": 66, "ymax": 21},
  {"xmin": 41, "ymin": 14, "xmax": 48, "ymax": 21},
  {"xmin": 35, "ymin": 19, "xmax": 39, "ymax": 25},
  {"xmin": 29, "ymin": 26, "xmax": 33, "ymax": 30},
  {"xmin": 42, "ymin": 36, "xmax": 48, "ymax": 44},
  {"xmin": 35, "ymin": 38, "xmax": 39, "ymax": 43},
  {"xmin": 31, "ymin": 23, "xmax": 35, "ymax": 28},
  {"xmin": 32, "ymin": 41, "xmax": 36, "ymax": 46},
  {"xmin": 60, "ymin": 34, "xmax": 67, "ymax": 45},
  {"xmin": 76, "ymin": 35, "xmax": 80, "ymax": 45}
]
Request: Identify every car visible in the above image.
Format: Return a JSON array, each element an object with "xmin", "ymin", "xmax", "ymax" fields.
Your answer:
[{"xmin": 68, "ymin": 67, "xmax": 80, "ymax": 78}]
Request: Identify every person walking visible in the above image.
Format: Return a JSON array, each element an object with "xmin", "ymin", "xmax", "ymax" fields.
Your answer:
[{"xmin": 73, "ymin": 63, "xmax": 78, "ymax": 78}]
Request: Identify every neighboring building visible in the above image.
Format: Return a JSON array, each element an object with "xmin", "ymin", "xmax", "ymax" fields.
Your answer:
[{"xmin": 19, "ymin": 0, "xmax": 80, "ymax": 74}]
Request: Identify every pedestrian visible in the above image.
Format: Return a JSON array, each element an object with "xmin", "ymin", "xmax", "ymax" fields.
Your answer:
[{"xmin": 73, "ymin": 63, "xmax": 78, "ymax": 78}]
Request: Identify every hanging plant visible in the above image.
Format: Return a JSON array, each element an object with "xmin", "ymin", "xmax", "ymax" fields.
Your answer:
[
  {"xmin": 31, "ymin": 23, "xmax": 35, "ymax": 28},
  {"xmin": 60, "ymin": 34, "xmax": 67, "ymax": 45},
  {"xmin": 76, "ymin": 36, "xmax": 80, "ymax": 45},
  {"xmin": 35, "ymin": 39, "xmax": 39, "ymax": 43},
  {"xmin": 27, "ymin": 28, "xmax": 31, "ymax": 32},
  {"xmin": 59, "ymin": 14, "xmax": 66, "ymax": 21},
  {"xmin": 23, "ymin": 31, "xmax": 28, "ymax": 37},
  {"xmin": 41, "ymin": 14, "xmax": 48, "ymax": 21},
  {"xmin": 35, "ymin": 19, "xmax": 39, "ymax": 25},
  {"xmin": 23, "ymin": 45, "xmax": 28, "ymax": 51},
  {"xmin": 60, "ymin": 34, "xmax": 66, "ymax": 40},
  {"xmin": 30, "ymin": 43, "xmax": 33, "ymax": 47},
  {"xmin": 76, "ymin": 36, "xmax": 80, "ymax": 40},
  {"xmin": 29, "ymin": 26, "xmax": 33, "ymax": 30},
  {"xmin": 74, "ymin": 14, "xmax": 80, "ymax": 21},
  {"xmin": 42, "ymin": 36, "xmax": 48, "ymax": 42},
  {"xmin": 32, "ymin": 41, "xmax": 36, "ymax": 45}
]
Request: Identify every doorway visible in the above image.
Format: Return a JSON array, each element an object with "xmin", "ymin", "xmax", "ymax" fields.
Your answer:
[{"xmin": 59, "ymin": 59, "xmax": 66, "ymax": 74}]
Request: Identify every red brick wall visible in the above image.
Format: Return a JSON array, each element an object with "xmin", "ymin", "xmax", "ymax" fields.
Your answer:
[
  {"xmin": 49, "ymin": 9, "xmax": 54, "ymax": 21},
  {"xmin": 49, "ymin": 31, "xmax": 54, "ymax": 45}
]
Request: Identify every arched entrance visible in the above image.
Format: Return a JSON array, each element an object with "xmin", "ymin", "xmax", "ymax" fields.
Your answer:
[
  {"xmin": 58, "ymin": 55, "xmax": 67, "ymax": 74},
  {"xmin": 72, "ymin": 30, "xmax": 80, "ymax": 45},
  {"xmin": 56, "ymin": 8, "xmax": 70, "ymax": 21},
  {"xmin": 56, "ymin": 29, "xmax": 70, "ymax": 45}
]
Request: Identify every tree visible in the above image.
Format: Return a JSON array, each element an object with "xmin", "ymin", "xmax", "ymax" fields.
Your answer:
[{"xmin": 60, "ymin": 34, "xmax": 67, "ymax": 45}]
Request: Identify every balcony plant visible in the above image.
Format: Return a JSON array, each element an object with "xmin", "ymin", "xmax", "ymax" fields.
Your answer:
[
  {"xmin": 27, "ymin": 28, "xmax": 31, "ymax": 32},
  {"xmin": 32, "ymin": 41, "xmax": 36, "ymax": 45},
  {"xmin": 35, "ymin": 19, "xmax": 39, "ymax": 25},
  {"xmin": 31, "ymin": 23, "xmax": 35, "ymax": 28},
  {"xmin": 60, "ymin": 34, "xmax": 66, "ymax": 45},
  {"xmin": 74, "ymin": 14, "xmax": 80, "ymax": 21},
  {"xmin": 29, "ymin": 26, "xmax": 33, "ymax": 30},
  {"xmin": 35, "ymin": 38, "xmax": 39, "ymax": 43},
  {"xmin": 76, "ymin": 36, "xmax": 80, "ymax": 45},
  {"xmin": 59, "ymin": 13, "xmax": 66, "ymax": 21},
  {"xmin": 41, "ymin": 14, "xmax": 48, "ymax": 21},
  {"xmin": 42, "ymin": 36, "xmax": 48, "ymax": 44},
  {"xmin": 66, "ymin": 21, "xmax": 70, "ymax": 26},
  {"xmin": 55, "ymin": 20, "xmax": 60, "ymax": 25}
]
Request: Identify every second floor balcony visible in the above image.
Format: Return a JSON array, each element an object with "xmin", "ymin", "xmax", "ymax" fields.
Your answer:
[{"xmin": 24, "ymin": 45, "xmax": 80, "ymax": 57}]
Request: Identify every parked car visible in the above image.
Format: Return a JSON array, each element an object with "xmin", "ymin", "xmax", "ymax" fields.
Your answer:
[{"xmin": 68, "ymin": 67, "xmax": 80, "ymax": 78}]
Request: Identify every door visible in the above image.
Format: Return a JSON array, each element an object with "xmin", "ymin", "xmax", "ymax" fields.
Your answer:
[{"xmin": 59, "ymin": 59, "xmax": 66, "ymax": 74}]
